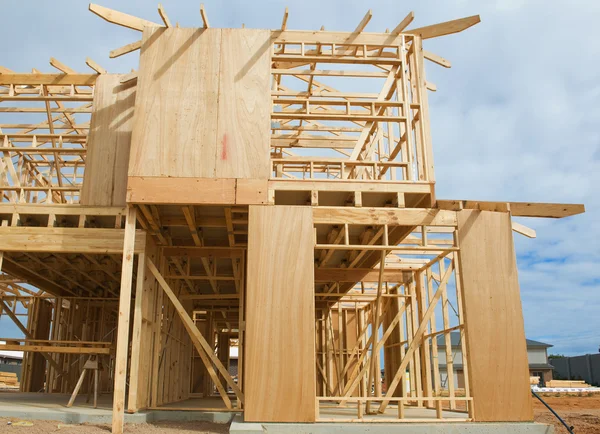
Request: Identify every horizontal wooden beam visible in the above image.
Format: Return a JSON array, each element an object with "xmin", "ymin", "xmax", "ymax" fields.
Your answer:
[
  {"xmin": 162, "ymin": 246, "xmax": 245, "ymax": 258},
  {"xmin": 272, "ymin": 30, "xmax": 403, "ymax": 46},
  {"xmin": 180, "ymin": 294, "xmax": 240, "ymax": 300},
  {"xmin": 0, "ymin": 74, "xmax": 97, "ymax": 86},
  {"xmin": 313, "ymin": 207, "xmax": 457, "ymax": 226},
  {"xmin": 0, "ymin": 227, "xmax": 146, "ymax": 253},
  {"xmin": 127, "ymin": 177, "xmax": 236, "ymax": 204},
  {"xmin": 315, "ymin": 268, "xmax": 408, "ymax": 282},
  {"xmin": 0, "ymin": 344, "xmax": 111, "ymax": 354},
  {"xmin": 437, "ymin": 200, "xmax": 585, "ymax": 218},
  {"xmin": 0, "ymin": 204, "xmax": 126, "ymax": 216},
  {"xmin": 270, "ymin": 179, "xmax": 432, "ymax": 194},
  {"xmin": 272, "ymin": 16, "xmax": 478, "ymax": 46}
]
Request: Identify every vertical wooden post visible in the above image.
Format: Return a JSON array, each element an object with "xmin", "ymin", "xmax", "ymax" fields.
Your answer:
[
  {"xmin": 127, "ymin": 234, "xmax": 147, "ymax": 413},
  {"xmin": 112, "ymin": 206, "xmax": 137, "ymax": 434}
]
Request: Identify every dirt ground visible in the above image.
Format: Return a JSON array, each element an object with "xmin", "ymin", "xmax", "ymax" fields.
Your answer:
[
  {"xmin": 1, "ymin": 394, "xmax": 599, "ymax": 433},
  {"xmin": 0, "ymin": 419, "xmax": 229, "ymax": 434},
  {"xmin": 533, "ymin": 394, "xmax": 600, "ymax": 434}
]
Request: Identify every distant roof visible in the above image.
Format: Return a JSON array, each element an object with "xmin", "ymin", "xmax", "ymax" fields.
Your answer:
[
  {"xmin": 526, "ymin": 339, "xmax": 553, "ymax": 348},
  {"xmin": 529, "ymin": 363, "xmax": 554, "ymax": 370},
  {"xmin": 0, "ymin": 342, "xmax": 23, "ymax": 360},
  {"xmin": 436, "ymin": 332, "xmax": 552, "ymax": 348},
  {"xmin": 0, "ymin": 350, "xmax": 23, "ymax": 360}
]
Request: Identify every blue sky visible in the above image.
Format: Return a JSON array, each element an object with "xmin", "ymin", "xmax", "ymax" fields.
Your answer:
[{"xmin": 1, "ymin": 0, "xmax": 599, "ymax": 356}]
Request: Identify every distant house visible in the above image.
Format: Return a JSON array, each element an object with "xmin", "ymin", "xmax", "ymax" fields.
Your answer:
[
  {"xmin": 526, "ymin": 339, "xmax": 555, "ymax": 385},
  {"xmin": 0, "ymin": 345, "xmax": 23, "ymax": 382},
  {"xmin": 0, "ymin": 344, "xmax": 23, "ymax": 366},
  {"xmin": 436, "ymin": 332, "xmax": 554, "ymax": 387}
]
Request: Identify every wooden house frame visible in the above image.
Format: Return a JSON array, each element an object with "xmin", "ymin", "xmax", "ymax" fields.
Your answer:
[{"xmin": 0, "ymin": 4, "xmax": 584, "ymax": 433}]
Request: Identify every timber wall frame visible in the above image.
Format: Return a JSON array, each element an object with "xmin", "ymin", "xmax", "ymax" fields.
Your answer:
[{"xmin": 0, "ymin": 4, "xmax": 586, "ymax": 434}]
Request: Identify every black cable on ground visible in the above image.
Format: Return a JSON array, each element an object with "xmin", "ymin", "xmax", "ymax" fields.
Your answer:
[{"xmin": 531, "ymin": 389, "xmax": 575, "ymax": 433}]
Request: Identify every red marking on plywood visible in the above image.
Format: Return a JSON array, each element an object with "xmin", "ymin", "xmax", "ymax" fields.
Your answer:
[{"xmin": 221, "ymin": 134, "xmax": 228, "ymax": 160}]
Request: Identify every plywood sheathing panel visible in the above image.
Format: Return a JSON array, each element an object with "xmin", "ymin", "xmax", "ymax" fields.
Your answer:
[
  {"xmin": 129, "ymin": 27, "xmax": 221, "ymax": 178},
  {"xmin": 128, "ymin": 27, "xmax": 270, "ymax": 181},
  {"xmin": 81, "ymin": 74, "xmax": 136, "ymax": 206},
  {"xmin": 457, "ymin": 210, "xmax": 533, "ymax": 422},
  {"xmin": 215, "ymin": 29, "xmax": 271, "ymax": 179},
  {"xmin": 245, "ymin": 206, "xmax": 316, "ymax": 422}
]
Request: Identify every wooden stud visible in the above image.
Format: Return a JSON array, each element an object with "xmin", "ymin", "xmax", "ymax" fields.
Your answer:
[{"xmin": 112, "ymin": 207, "xmax": 138, "ymax": 434}]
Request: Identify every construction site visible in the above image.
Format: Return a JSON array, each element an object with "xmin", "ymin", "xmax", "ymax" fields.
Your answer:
[{"xmin": 0, "ymin": 3, "xmax": 588, "ymax": 434}]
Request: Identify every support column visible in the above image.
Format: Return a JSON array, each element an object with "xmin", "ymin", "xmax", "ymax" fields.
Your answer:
[
  {"xmin": 457, "ymin": 210, "xmax": 533, "ymax": 421},
  {"xmin": 112, "ymin": 207, "xmax": 138, "ymax": 434}
]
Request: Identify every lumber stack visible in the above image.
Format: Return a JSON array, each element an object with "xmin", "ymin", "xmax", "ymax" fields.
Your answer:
[
  {"xmin": 546, "ymin": 380, "xmax": 591, "ymax": 388},
  {"xmin": 0, "ymin": 371, "xmax": 20, "ymax": 389},
  {"xmin": 529, "ymin": 376, "xmax": 540, "ymax": 385}
]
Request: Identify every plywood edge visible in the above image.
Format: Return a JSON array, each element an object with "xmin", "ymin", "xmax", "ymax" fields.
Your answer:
[
  {"xmin": 127, "ymin": 177, "xmax": 271, "ymax": 205},
  {"xmin": 0, "ymin": 227, "xmax": 146, "ymax": 254},
  {"xmin": 126, "ymin": 177, "xmax": 236, "ymax": 204}
]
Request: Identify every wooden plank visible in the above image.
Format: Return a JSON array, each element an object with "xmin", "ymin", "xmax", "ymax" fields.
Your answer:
[
  {"xmin": 424, "ymin": 50, "xmax": 451, "ymax": 68},
  {"xmin": 81, "ymin": 75, "xmax": 136, "ymax": 206},
  {"xmin": 0, "ymin": 227, "xmax": 145, "ymax": 253},
  {"xmin": 112, "ymin": 207, "xmax": 138, "ymax": 434},
  {"xmin": 0, "ymin": 74, "xmax": 97, "ymax": 85},
  {"xmin": 162, "ymin": 246, "xmax": 244, "ymax": 258},
  {"xmin": 245, "ymin": 206, "xmax": 316, "ymax": 422},
  {"xmin": 391, "ymin": 11, "xmax": 415, "ymax": 35},
  {"xmin": 110, "ymin": 40, "xmax": 143, "ymax": 58},
  {"xmin": 86, "ymin": 57, "xmax": 107, "ymax": 74},
  {"xmin": 437, "ymin": 200, "xmax": 585, "ymax": 218},
  {"xmin": 129, "ymin": 28, "xmax": 221, "ymax": 178},
  {"xmin": 89, "ymin": 3, "xmax": 161, "ymax": 31},
  {"xmin": 511, "ymin": 221, "xmax": 536, "ymax": 238},
  {"xmin": 269, "ymin": 179, "xmax": 433, "ymax": 194},
  {"xmin": 126, "ymin": 177, "xmax": 236, "ymax": 204},
  {"xmin": 0, "ymin": 344, "xmax": 110, "ymax": 354},
  {"xmin": 0, "ymin": 204, "xmax": 126, "ymax": 216},
  {"xmin": 314, "ymin": 268, "xmax": 407, "ymax": 282},
  {"xmin": 457, "ymin": 210, "xmax": 533, "ymax": 422},
  {"xmin": 200, "ymin": 4, "xmax": 209, "ymax": 28},
  {"xmin": 216, "ymin": 30, "xmax": 271, "ymax": 179},
  {"xmin": 313, "ymin": 207, "xmax": 456, "ymax": 226},
  {"xmin": 406, "ymin": 15, "xmax": 481, "ymax": 39}
]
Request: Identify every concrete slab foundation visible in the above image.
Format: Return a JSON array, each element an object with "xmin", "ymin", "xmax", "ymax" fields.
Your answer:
[
  {"xmin": 0, "ymin": 392, "xmax": 235, "ymax": 425},
  {"xmin": 0, "ymin": 393, "xmax": 554, "ymax": 434},
  {"xmin": 229, "ymin": 415, "xmax": 555, "ymax": 434}
]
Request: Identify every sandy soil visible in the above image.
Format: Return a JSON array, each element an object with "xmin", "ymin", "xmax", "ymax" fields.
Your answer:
[
  {"xmin": 0, "ymin": 419, "xmax": 229, "ymax": 434},
  {"xmin": 533, "ymin": 394, "xmax": 600, "ymax": 434}
]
